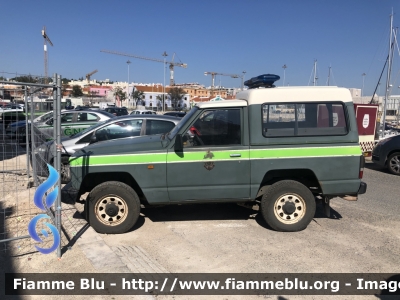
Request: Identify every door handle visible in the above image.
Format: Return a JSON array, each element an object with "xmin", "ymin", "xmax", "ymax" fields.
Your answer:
[{"xmin": 230, "ymin": 153, "xmax": 241, "ymax": 157}]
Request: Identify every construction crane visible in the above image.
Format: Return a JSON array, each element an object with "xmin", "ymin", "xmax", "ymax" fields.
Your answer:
[
  {"xmin": 86, "ymin": 69, "xmax": 98, "ymax": 85},
  {"xmin": 204, "ymin": 71, "xmax": 240, "ymax": 95},
  {"xmin": 41, "ymin": 26, "xmax": 53, "ymax": 84},
  {"xmin": 100, "ymin": 49, "xmax": 187, "ymax": 86}
]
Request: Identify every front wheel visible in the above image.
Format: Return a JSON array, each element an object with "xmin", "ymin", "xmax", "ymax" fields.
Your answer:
[
  {"xmin": 86, "ymin": 181, "xmax": 140, "ymax": 234},
  {"xmin": 260, "ymin": 180, "xmax": 316, "ymax": 232},
  {"xmin": 387, "ymin": 152, "xmax": 400, "ymax": 175}
]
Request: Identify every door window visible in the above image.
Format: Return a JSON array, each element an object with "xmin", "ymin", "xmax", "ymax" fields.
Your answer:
[
  {"xmin": 60, "ymin": 113, "xmax": 75, "ymax": 123},
  {"xmin": 185, "ymin": 109, "xmax": 241, "ymax": 147}
]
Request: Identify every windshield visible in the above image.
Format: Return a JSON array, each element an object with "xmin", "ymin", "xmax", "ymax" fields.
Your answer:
[
  {"xmin": 167, "ymin": 106, "xmax": 198, "ymax": 139},
  {"xmin": 34, "ymin": 111, "xmax": 54, "ymax": 123},
  {"xmin": 68, "ymin": 119, "xmax": 110, "ymax": 138}
]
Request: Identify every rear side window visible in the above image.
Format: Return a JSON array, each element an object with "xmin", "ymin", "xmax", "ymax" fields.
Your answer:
[
  {"xmin": 146, "ymin": 120, "xmax": 176, "ymax": 135},
  {"xmin": 77, "ymin": 113, "xmax": 98, "ymax": 122},
  {"xmin": 262, "ymin": 102, "xmax": 348, "ymax": 137}
]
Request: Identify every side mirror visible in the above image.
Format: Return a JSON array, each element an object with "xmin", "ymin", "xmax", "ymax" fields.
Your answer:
[
  {"xmin": 174, "ymin": 134, "xmax": 183, "ymax": 152},
  {"xmin": 89, "ymin": 132, "xmax": 97, "ymax": 144},
  {"xmin": 46, "ymin": 119, "xmax": 53, "ymax": 125}
]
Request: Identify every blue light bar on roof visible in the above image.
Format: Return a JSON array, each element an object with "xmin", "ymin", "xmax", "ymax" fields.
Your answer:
[{"xmin": 244, "ymin": 74, "xmax": 280, "ymax": 89}]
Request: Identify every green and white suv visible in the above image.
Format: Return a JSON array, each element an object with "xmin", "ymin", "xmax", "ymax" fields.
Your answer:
[{"xmin": 69, "ymin": 74, "xmax": 367, "ymax": 234}]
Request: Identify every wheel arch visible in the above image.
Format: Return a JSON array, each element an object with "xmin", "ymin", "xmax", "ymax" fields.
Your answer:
[
  {"xmin": 385, "ymin": 150, "xmax": 400, "ymax": 165},
  {"xmin": 79, "ymin": 172, "xmax": 147, "ymax": 204},
  {"xmin": 255, "ymin": 168, "xmax": 321, "ymax": 200}
]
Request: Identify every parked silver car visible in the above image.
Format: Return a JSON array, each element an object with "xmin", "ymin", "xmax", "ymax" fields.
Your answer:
[
  {"xmin": 7, "ymin": 109, "xmax": 115, "ymax": 144},
  {"xmin": 34, "ymin": 114, "xmax": 181, "ymax": 182}
]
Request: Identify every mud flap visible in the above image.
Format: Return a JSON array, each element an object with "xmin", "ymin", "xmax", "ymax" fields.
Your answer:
[{"xmin": 323, "ymin": 197, "xmax": 330, "ymax": 218}]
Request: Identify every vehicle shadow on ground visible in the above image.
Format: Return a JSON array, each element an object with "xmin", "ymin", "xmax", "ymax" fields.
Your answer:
[
  {"xmin": 141, "ymin": 202, "xmax": 341, "ymax": 231},
  {"xmin": 142, "ymin": 203, "xmax": 258, "ymax": 223},
  {"xmin": 0, "ymin": 203, "xmax": 23, "ymax": 299}
]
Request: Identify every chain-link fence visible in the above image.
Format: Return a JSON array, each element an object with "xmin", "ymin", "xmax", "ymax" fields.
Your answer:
[{"xmin": 0, "ymin": 74, "xmax": 65, "ymax": 258}]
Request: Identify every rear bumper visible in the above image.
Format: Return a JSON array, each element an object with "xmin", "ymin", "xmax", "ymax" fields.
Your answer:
[{"xmin": 339, "ymin": 181, "xmax": 367, "ymax": 201}]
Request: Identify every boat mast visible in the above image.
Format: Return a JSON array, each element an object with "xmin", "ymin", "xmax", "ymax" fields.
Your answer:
[
  {"xmin": 327, "ymin": 66, "xmax": 331, "ymax": 86},
  {"xmin": 313, "ymin": 60, "xmax": 318, "ymax": 86},
  {"xmin": 381, "ymin": 12, "xmax": 395, "ymax": 138}
]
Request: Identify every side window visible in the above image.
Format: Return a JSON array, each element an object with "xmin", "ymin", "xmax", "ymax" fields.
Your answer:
[
  {"xmin": 76, "ymin": 113, "xmax": 89, "ymax": 122},
  {"xmin": 185, "ymin": 109, "xmax": 241, "ymax": 147},
  {"xmin": 60, "ymin": 113, "xmax": 74, "ymax": 123},
  {"xmin": 87, "ymin": 113, "xmax": 99, "ymax": 121},
  {"xmin": 262, "ymin": 102, "xmax": 348, "ymax": 137},
  {"xmin": 146, "ymin": 120, "xmax": 175, "ymax": 135},
  {"xmin": 100, "ymin": 119, "xmax": 143, "ymax": 140}
]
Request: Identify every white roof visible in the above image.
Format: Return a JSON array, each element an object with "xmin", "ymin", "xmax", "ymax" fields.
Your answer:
[
  {"xmin": 196, "ymin": 100, "xmax": 247, "ymax": 109},
  {"xmin": 237, "ymin": 86, "xmax": 353, "ymax": 105},
  {"xmin": 195, "ymin": 86, "xmax": 353, "ymax": 109}
]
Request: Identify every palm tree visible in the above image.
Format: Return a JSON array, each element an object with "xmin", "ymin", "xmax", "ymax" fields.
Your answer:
[
  {"xmin": 132, "ymin": 90, "xmax": 145, "ymax": 107},
  {"xmin": 156, "ymin": 94, "xmax": 166, "ymax": 110},
  {"xmin": 112, "ymin": 86, "xmax": 123, "ymax": 105},
  {"xmin": 168, "ymin": 87, "xmax": 186, "ymax": 111}
]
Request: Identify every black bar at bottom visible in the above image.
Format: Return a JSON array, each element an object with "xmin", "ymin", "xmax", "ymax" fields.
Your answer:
[{"xmin": 4, "ymin": 273, "xmax": 400, "ymax": 296}]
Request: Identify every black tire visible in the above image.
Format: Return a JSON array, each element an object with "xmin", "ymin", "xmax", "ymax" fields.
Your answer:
[
  {"xmin": 387, "ymin": 152, "xmax": 400, "ymax": 175},
  {"xmin": 260, "ymin": 180, "xmax": 316, "ymax": 232},
  {"xmin": 86, "ymin": 181, "xmax": 140, "ymax": 234},
  {"xmin": 60, "ymin": 163, "xmax": 71, "ymax": 184}
]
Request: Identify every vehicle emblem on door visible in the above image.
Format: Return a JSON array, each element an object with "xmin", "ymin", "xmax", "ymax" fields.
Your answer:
[
  {"xmin": 204, "ymin": 150, "xmax": 214, "ymax": 159},
  {"xmin": 204, "ymin": 150, "xmax": 215, "ymax": 170}
]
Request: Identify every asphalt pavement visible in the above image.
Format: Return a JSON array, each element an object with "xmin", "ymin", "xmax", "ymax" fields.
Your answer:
[{"xmin": 1, "ymin": 158, "xmax": 399, "ymax": 300}]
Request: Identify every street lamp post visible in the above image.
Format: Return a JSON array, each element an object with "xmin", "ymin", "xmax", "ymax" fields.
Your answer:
[
  {"xmin": 127, "ymin": 60, "xmax": 131, "ymax": 108},
  {"xmin": 362, "ymin": 73, "xmax": 366, "ymax": 98},
  {"xmin": 162, "ymin": 51, "xmax": 168, "ymax": 112},
  {"xmin": 282, "ymin": 64, "xmax": 287, "ymax": 86},
  {"xmin": 241, "ymin": 71, "xmax": 246, "ymax": 90}
]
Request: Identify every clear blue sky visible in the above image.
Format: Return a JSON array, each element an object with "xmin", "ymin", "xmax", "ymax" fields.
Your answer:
[{"xmin": 1, "ymin": 0, "xmax": 400, "ymax": 96}]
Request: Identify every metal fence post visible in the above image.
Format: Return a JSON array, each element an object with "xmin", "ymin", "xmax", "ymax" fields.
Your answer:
[
  {"xmin": 30, "ymin": 85, "xmax": 38, "ymax": 187},
  {"xmin": 24, "ymin": 86, "xmax": 30, "ymax": 177},
  {"xmin": 56, "ymin": 74, "xmax": 62, "ymax": 258}
]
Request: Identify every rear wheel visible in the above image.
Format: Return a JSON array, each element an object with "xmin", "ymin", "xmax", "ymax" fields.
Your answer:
[
  {"xmin": 86, "ymin": 181, "xmax": 140, "ymax": 234},
  {"xmin": 260, "ymin": 180, "xmax": 316, "ymax": 232},
  {"xmin": 387, "ymin": 152, "xmax": 400, "ymax": 175}
]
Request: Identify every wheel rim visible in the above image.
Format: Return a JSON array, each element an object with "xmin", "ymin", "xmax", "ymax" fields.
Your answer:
[
  {"xmin": 273, "ymin": 193, "xmax": 306, "ymax": 224},
  {"xmin": 389, "ymin": 154, "xmax": 400, "ymax": 174},
  {"xmin": 94, "ymin": 195, "xmax": 128, "ymax": 226}
]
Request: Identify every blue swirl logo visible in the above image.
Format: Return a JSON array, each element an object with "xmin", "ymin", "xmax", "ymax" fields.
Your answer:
[{"xmin": 28, "ymin": 164, "xmax": 60, "ymax": 254}]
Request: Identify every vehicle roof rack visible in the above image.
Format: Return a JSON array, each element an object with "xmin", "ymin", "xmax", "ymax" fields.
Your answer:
[{"xmin": 244, "ymin": 74, "xmax": 280, "ymax": 89}]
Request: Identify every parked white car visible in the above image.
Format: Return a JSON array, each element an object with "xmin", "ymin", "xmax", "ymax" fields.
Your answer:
[{"xmin": 130, "ymin": 110, "xmax": 157, "ymax": 115}]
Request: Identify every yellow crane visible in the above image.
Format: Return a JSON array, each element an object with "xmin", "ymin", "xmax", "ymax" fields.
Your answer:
[
  {"xmin": 204, "ymin": 71, "xmax": 240, "ymax": 95},
  {"xmin": 100, "ymin": 49, "xmax": 187, "ymax": 86},
  {"xmin": 86, "ymin": 69, "xmax": 98, "ymax": 85},
  {"xmin": 41, "ymin": 26, "xmax": 53, "ymax": 84}
]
